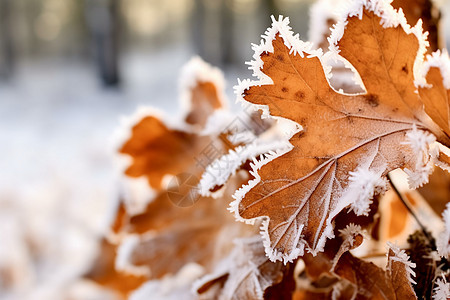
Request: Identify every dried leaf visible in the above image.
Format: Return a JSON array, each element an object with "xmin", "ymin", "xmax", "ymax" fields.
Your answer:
[
  {"xmin": 119, "ymin": 116, "xmax": 214, "ymax": 190},
  {"xmin": 114, "ymin": 172, "xmax": 255, "ymax": 280},
  {"xmin": 232, "ymin": 1, "xmax": 450, "ymax": 262},
  {"xmin": 85, "ymin": 239, "xmax": 146, "ymax": 298},
  {"xmin": 195, "ymin": 236, "xmax": 287, "ymax": 300},
  {"xmin": 334, "ymin": 252, "xmax": 396, "ymax": 300},
  {"xmin": 418, "ymin": 51, "xmax": 450, "ymax": 136},
  {"xmin": 386, "ymin": 243, "xmax": 417, "ymax": 300},
  {"xmin": 418, "ymin": 167, "xmax": 450, "ymax": 216}
]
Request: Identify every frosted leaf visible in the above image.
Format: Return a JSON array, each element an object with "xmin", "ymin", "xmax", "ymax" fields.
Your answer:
[
  {"xmin": 130, "ymin": 263, "xmax": 204, "ymax": 300},
  {"xmin": 386, "ymin": 242, "xmax": 417, "ymax": 285},
  {"xmin": 232, "ymin": 1, "xmax": 446, "ymax": 263},
  {"xmin": 194, "ymin": 236, "xmax": 286, "ymax": 300},
  {"xmin": 199, "ymin": 139, "xmax": 290, "ymax": 197}
]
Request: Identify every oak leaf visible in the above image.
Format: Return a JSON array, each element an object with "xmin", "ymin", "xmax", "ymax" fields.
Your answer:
[
  {"xmin": 386, "ymin": 243, "xmax": 417, "ymax": 300},
  {"xmin": 114, "ymin": 176, "xmax": 255, "ymax": 280},
  {"xmin": 194, "ymin": 236, "xmax": 287, "ymax": 300},
  {"xmin": 231, "ymin": 0, "xmax": 450, "ymax": 263},
  {"xmin": 84, "ymin": 239, "xmax": 147, "ymax": 298},
  {"xmin": 119, "ymin": 57, "xmax": 227, "ymax": 191}
]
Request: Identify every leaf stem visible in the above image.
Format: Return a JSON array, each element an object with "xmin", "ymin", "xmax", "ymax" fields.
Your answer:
[{"xmin": 386, "ymin": 173, "xmax": 434, "ymax": 243}]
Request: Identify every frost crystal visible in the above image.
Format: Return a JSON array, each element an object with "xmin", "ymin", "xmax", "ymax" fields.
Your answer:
[
  {"xmin": 402, "ymin": 125, "xmax": 436, "ymax": 189},
  {"xmin": 433, "ymin": 277, "xmax": 450, "ymax": 300},
  {"xmin": 347, "ymin": 167, "xmax": 387, "ymax": 216},
  {"xmin": 437, "ymin": 203, "xmax": 450, "ymax": 258},
  {"xmin": 338, "ymin": 223, "xmax": 363, "ymax": 245},
  {"xmin": 417, "ymin": 50, "xmax": 450, "ymax": 89},
  {"xmin": 199, "ymin": 140, "xmax": 289, "ymax": 197}
]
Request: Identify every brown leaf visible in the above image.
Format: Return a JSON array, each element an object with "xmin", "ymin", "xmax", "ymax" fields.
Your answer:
[
  {"xmin": 185, "ymin": 81, "xmax": 223, "ymax": 127},
  {"xmin": 195, "ymin": 236, "xmax": 287, "ymax": 300},
  {"xmin": 115, "ymin": 173, "xmax": 255, "ymax": 280},
  {"xmin": 418, "ymin": 167, "xmax": 450, "ymax": 216},
  {"xmin": 119, "ymin": 116, "xmax": 214, "ymax": 190},
  {"xmin": 386, "ymin": 244, "xmax": 417, "ymax": 300},
  {"xmin": 418, "ymin": 56, "xmax": 450, "ymax": 136},
  {"xmin": 233, "ymin": 2, "xmax": 450, "ymax": 262},
  {"xmin": 334, "ymin": 252, "xmax": 396, "ymax": 300},
  {"xmin": 84, "ymin": 239, "xmax": 146, "ymax": 298}
]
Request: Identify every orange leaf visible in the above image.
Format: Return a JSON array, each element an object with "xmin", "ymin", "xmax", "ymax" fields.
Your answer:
[
  {"xmin": 231, "ymin": 0, "xmax": 450, "ymax": 263},
  {"xmin": 84, "ymin": 239, "xmax": 146, "ymax": 298}
]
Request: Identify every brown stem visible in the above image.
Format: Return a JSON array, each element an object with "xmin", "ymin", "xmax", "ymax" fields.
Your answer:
[{"xmin": 386, "ymin": 173, "xmax": 434, "ymax": 243}]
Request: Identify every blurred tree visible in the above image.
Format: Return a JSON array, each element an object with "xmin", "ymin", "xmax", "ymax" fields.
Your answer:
[
  {"xmin": 85, "ymin": 0, "xmax": 121, "ymax": 87},
  {"xmin": 0, "ymin": 0, "xmax": 15, "ymax": 80},
  {"xmin": 192, "ymin": 0, "xmax": 235, "ymax": 67}
]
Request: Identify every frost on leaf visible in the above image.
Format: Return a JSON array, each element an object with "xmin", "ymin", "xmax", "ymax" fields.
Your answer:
[
  {"xmin": 437, "ymin": 203, "xmax": 450, "ymax": 258},
  {"xmin": 119, "ymin": 114, "xmax": 219, "ymax": 191},
  {"xmin": 180, "ymin": 56, "xmax": 226, "ymax": 128},
  {"xmin": 112, "ymin": 172, "xmax": 255, "ymax": 280},
  {"xmin": 386, "ymin": 242, "xmax": 417, "ymax": 299},
  {"xmin": 119, "ymin": 57, "xmax": 228, "ymax": 191},
  {"xmin": 418, "ymin": 50, "xmax": 450, "ymax": 138},
  {"xmin": 232, "ymin": 0, "xmax": 450, "ymax": 263},
  {"xmin": 194, "ymin": 236, "xmax": 287, "ymax": 300}
]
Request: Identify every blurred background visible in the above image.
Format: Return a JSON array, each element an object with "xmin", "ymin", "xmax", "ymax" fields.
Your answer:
[{"xmin": 1, "ymin": 0, "xmax": 450, "ymax": 299}]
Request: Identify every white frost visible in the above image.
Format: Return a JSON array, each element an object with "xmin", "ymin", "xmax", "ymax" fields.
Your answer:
[
  {"xmin": 437, "ymin": 202, "xmax": 450, "ymax": 258},
  {"xmin": 199, "ymin": 139, "xmax": 290, "ymax": 197},
  {"xmin": 386, "ymin": 241, "xmax": 416, "ymax": 285},
  {"xmin": 433, "ymin": 277, "xmax": 450, "ymax": 300},
  {"xmin": 402, "ymin": 125, "xmax": 436, "ymax": 189},
  {"xmin": 416, "ymin": 50, "xmax": 450, "ymax": 89},
  {"xmin": 346, "ymin": 167, "xmax": 387, "ymax": 216},
  {"xmin": 308, "ymin": 0, "xmax": 352, "ymax": 48},
  {"xmin": 179, "ymin": 56, "xmax": 227, "ymax": 116},
  {"xmin": 115, "ymin": 234, "xmax": 150, "ymax": 277}
]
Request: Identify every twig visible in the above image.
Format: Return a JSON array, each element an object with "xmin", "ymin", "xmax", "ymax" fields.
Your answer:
[{"xmin": 386, "ymin": 173, "xmax": 434, "ymax": 244}]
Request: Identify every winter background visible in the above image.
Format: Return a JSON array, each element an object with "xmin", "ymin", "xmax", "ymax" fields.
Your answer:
[{"xmin": 1, "ymin": 0, "xmax": 450, "ymax": 299}]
